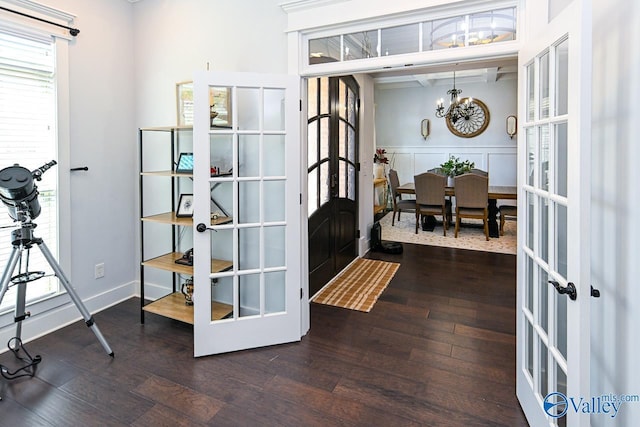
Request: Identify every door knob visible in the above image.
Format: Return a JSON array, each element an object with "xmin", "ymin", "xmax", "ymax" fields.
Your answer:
[
  {"xmin": 196, "ymin": 223, "xmax": 208, "ymax": 232},
  {"xmin": 548, "ymin": 280, "xmax": 577, "ymax": 300}
]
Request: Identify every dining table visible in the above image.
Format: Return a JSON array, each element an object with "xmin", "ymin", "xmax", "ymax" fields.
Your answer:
[{"xmin": 395, "ymin": 182, "xmax": 517, "ymax": 238}]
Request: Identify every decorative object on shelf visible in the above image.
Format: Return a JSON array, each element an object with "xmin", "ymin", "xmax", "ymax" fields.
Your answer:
[
  {"xmin": 421, "ymin": 118, "xmax": 430, "ymax": 139},
  {"xmin": 440, "ymin": 155, "xmax": 475, "ymax": 179},
  {"xmin": 373, "ymin": 148, "xmax": 388, "ymax": 179},
  {"xmin": 506, "ymin": 115, "xmax": 517, "ymax": 139},
  {"xmin": 435, "ymin": 71, "xmax": 490, "ymax": 138},
  {"xmin": 181, "ymin": 277, "xmax": 194, "ymax": 306},
  {"xmin": 176, "ymin": 193, "xmax": 194, "ymax": 217}
]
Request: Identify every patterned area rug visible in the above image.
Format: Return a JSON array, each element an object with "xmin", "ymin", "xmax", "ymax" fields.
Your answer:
[
  {"xmin": 311, "ymin": 258, "xmax": 400, "ymax": 312},
  {"xmin": 380, "ymin": 211, "xmax": 516, "ymax": 255}
]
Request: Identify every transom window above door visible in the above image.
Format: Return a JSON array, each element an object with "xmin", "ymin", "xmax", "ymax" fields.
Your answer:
[{"xmin": 307, "ymin": 6, "xmax": 516, "ymax": 66}]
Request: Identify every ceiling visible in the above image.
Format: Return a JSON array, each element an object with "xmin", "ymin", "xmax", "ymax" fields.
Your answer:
[{"xmin": 372, "ymin": 57, "xmax": 518, "ymax": 89}]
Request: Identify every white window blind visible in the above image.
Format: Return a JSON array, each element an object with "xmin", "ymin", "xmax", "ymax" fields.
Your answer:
[{"xmin": 0, "ymin": 30, "xmax": 59, "ymax": 312}]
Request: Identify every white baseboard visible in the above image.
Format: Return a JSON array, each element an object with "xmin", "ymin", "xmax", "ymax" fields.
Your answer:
[{"xmin": 0, "ymin": 281, "xmax": 137, "ymax": 353}]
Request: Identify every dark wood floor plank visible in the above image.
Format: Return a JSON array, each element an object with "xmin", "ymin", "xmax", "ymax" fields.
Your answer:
[{"xmin": 0, "ymin": 239, "xmax": 527, "ymax": 426}]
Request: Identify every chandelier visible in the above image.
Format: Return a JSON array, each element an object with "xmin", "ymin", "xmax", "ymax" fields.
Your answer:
[{"xmin": 435, "ymin": 71, "xmax": 476, "ymax": 124}]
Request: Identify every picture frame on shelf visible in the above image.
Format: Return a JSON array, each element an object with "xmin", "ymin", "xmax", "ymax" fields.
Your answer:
[
  {"xmin": 176, "ymin": 81, "xmax": 194, "ymax": 126},
  {"xmin": 176, "ymin": 194, "xmax": 194, "ymax": 217}
]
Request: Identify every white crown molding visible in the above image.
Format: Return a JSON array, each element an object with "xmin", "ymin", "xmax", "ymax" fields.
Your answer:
[
  {"xmin": 279, "ymin": 0, "xmax": 349, "ymax": 13},
  {"xmin": 0, "ymin": 0, "xmax": 75, "ymax": 22}
]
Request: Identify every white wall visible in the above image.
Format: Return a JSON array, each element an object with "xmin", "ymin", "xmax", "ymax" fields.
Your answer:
[
  {"xmin": 591, "ymin": 0, "xmax": 640, "ymax": 424},
  {"xmin": 0, "ymin": 0, "xmax": 137, "ymax": 345},
  {"xmin": 374, "ymin": 78, "xmax": 518, "ymax": 186}
]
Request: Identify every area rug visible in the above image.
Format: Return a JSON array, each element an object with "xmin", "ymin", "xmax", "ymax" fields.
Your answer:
[
  {"xmin": 379, "ymin": 212, "xmax": 516, "ymax": 255},
  {"xmin": 311, "ymin": 258, "xmax": 400, "ymax": 312}
]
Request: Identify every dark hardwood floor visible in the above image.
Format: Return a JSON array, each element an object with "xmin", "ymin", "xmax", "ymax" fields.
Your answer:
[{"xmin": 0, "ymin": 242, "xmax": 528, "ymax": 426}]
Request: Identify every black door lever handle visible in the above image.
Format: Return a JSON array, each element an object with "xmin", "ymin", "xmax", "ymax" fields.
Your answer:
[
  {"xmin": 549, "ymin": 280, "xmax": 577, "ymax": 300},
  {"xmin": 591, "ymin": 285, "xmax": 600, "ymax": 298},
  {"xmin": 70, "ymin": 166, "xmax": 88, "ymax": 171}
]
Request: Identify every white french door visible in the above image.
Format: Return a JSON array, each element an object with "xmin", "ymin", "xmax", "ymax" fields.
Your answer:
[
  {"xmin": 516, "ymin": 1, "xmax": 592, "ymax": 426},
  {"xmin": 192, "ymin": 71, "xmax": 301, "ymax": 356}
]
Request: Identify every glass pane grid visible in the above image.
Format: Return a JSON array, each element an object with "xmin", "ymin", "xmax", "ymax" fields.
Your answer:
[{"xmin": 308, "ymin": 7, "xmax": 516, "ymax": 64}]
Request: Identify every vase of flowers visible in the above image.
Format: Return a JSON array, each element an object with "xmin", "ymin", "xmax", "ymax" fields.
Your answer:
[{"xmin": 373, "ymin": 148, "xmax": 388, "ymax": 179}]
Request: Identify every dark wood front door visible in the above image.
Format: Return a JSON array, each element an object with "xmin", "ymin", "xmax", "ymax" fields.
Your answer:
[{"xmin": 308, "ymin": 76, "xmax": 359, "ymax": 298}]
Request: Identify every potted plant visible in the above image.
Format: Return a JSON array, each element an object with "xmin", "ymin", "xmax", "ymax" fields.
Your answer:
[
  {"xmin": 440, "ymin": 155, "xmax": 475, "ymax": 185},
  {"xmin": 373, "ymin": 148, "xmax": 388, "ymax": 179}
]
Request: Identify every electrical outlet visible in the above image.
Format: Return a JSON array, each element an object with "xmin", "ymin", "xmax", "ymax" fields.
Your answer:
[{"xmin": 95, "ymin": 263, "xmax": 105, "ymax": 279}]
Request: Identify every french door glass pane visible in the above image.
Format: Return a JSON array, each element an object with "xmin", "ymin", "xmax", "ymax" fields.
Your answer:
[
  {"xmin": 237, "ymin": 87, "xmax": 260, "ymax": 130},
  {"xmin": 265, "ymin": 271, "xmax": 286, "ymax": 314},
  {"xmin": 556, "ymin": 38, "xmax": 569, "ymax": 116},
  {"xmin": 556, "ymin": 282, "xmax": 568, "ymax": 360},
  {"xmin": 309, "ymin": 37, "xmax": 341, "ymax": 64},
  {"xmin": 320, "ymin": 117, "xmax": 330, "ymax": 160},
  {"xmin": 264, "ymin": 89, "xmax": 285, "ymax": 131},
  {"xmin": 264, "ymin": 226, "xmax": 285, "ymax": 268},
  {"xmin": 526, "ymin": 127, "xmax": 535, "ymax": 186},
  {"xmin": 347, "ymin": 164, "xmax": 356, "ymax": 201},
  {"xmin": 526, "ymin": 255, "xmax": 534, "ymax": 314},
  {"xmin": 210, "ymin": 86, "xmax": 232, "ymax": 128},
  {"xmin": 526, "ymin": 320, "xmax": 534, "ymax": 379},
  {"xmin": 538, "ymin": 265, "xmax": 549, "ymax": 334},
  {"xmin": 527, "ymin": 64, "xmax": 535, "ymax": 121},
  {"xmin": 555, "ymin": 122, "xmax": 568, "ymax": 197},
  {"xmin": 319, "ymin": 77, "xmax": 329, "ymax": 114},
  {"xmin": 210, "ymin": 181, "xmax": 233, "ymax": 219},
  {"xmin": 264, "ymin": 181, "xmax": 285, "ymax": 222},
  {"xmin": 239, "ymin": 181, "xmax": 260, "ymax": 223},
  {"xmin": 239, "ymin": 274, "xmax": 260, "ymax": 318},
  {"xmin": 539, "ymin": 125, "xmax": 550, "ymax": 191},
  {"xmin": 239, "ymin": 228, "xmax": 260, "ymax": 270},
  {"xmin": 210, "ymin": 134, "xmax": 233, "ymax": 175},
  {"xmin": 307, "ymin": 78, "xmax": 318, "ymax": 118},
  {"xmin": 539, "ymin": 196, "xmax": 549, "ymax": 263},
  {"xmin": 264, "ymin": 135, "xmax": 285, "ymax": 177},
  {"xmin": 527, "ymin": 192, "xmax": 534, "ymax": 250},
  {"xmin": 556, "ymin": 203, "xmax": 568, "ymax": 279},
  {"xmin": 539, "ymin": 52, "xmax": 550, "ymax": 119},
  {"xmin": 239, "ymin": 135, "xmax": 259, "ymax": 177},
  {"xmin": 212, "ymin": 276, "xmax": 234, "ymax": 322},
  {"xmin": 539, "ymin": 337, "xmax": 548, "ymax": 398}
]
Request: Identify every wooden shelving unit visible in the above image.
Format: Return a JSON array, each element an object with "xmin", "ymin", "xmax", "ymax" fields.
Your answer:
[
  {"xmin": 139, "ymin": 126, "xmax": 233, "ymax": 324},
  {"xmin": 142, "ymin": 292, "xmax": 232, "ymax": 324}
]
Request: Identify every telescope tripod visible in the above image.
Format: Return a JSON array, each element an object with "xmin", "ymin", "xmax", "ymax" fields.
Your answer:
[{"xmin": 0, "ymin": 221, "xmax": 113, "ymax": 391}]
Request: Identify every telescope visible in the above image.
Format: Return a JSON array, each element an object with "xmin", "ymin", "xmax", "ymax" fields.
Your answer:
[
  {"xmin": 0, "ymin": 160, "xmax": 56, "ymax": 222},
  {"xmin": 0, "ymin": 160, "xmax": 113, "ymax": 389}
]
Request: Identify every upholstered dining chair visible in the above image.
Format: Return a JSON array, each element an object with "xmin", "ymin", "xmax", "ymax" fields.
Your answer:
[
  {"xmin": 413, "ymin": 172, "xmax": 450, "ymax": 235},
  {"xmin": 470, "ymin": 168, "xmax": 488, "ymax": 177},
  {"xmin": 388, "ymin": 169, "xmax": 415, "ymax": 226},
  {"xmin": 499, "ymin": 205, "xmax": 517, "ymax": 236},
  {"xmin": 454, "ymin": 173, "xmax": 489, "ymax": 240}
]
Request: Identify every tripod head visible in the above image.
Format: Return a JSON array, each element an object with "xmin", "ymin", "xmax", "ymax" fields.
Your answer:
[{"xmin": 0, "ymin": 160, "xmax": 56, "ymax": 223}]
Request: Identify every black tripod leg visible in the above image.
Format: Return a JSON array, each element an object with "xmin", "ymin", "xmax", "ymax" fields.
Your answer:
[{"xmin": 36, "ymin": 240, "xmax": 114, "ymax": 357}]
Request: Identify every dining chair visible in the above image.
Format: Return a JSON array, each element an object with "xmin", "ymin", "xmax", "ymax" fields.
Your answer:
[
  {"xmin": 499, "ymin": 205, "xmax": 517, "ymax": 236},
  {"xmin": 469, "ymin": 168, "xmax": 488, "ymax": 177},
  {"xmin": 454, "ymin": 173, "xmax": 489, "ymax": 240},
  {"xmin": 413, "ymin": 172, "xmax": 450, "ymax": 235},
  {"xmin": 388, "ymin": 169, "xmax": 415, "ymax": 226}
]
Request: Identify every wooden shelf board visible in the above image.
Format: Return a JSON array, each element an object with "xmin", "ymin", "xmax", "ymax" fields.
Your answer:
[
  {"xmin": 141, "ymin": 213, "xmax": 232, "ymax": 226},
  {"xmin": 141, "ymin": 170, "xmax": 193, "ymax": 177},
  {"xmin": 142, "ymin": 252, "xmax": 233, "ymax": 275},
  {"xmin": 143, "ymin": 292, "xmax": 232, "ymax": 324},
  {"xmin": 139, "ymin": 126, "xmax": 193, "ymax": 132}
]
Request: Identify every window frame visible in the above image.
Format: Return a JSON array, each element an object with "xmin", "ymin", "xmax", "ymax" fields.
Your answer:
[{"xmin": 0, "ymin": 6, "xmax": 72, "ymax": 319}]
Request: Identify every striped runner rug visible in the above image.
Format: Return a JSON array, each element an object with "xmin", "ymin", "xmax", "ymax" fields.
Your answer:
[{"xmin": 311, "ymin": 258, "xmax": 400, "ymax": 312}]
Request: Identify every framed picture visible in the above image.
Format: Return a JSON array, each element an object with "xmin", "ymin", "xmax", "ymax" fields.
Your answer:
[
  {"xmin": 176, "ymin": 81, "xmax": 194, "ymax": 126},
  {"xmin": 176, "ymin": 194, "xmax": 194, "ymax": 217}
]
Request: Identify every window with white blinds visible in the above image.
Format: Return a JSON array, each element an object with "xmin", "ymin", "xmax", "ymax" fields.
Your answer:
[{"xmin": 0, "ymin": 30, "xmax": 60, "ymax": 312}]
